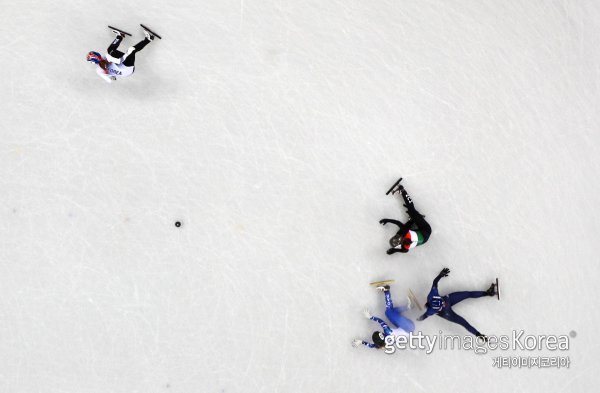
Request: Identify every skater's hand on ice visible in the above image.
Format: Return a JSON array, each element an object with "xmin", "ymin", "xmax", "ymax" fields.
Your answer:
[
  {"xmin": 439, "ymin": 268, "xmax": 450, "ymax": 277},
  {"xmin": 352, "ymin": 339, "xmax": 363, "ymax": 348},
  {"xmin": 386, "ymin": 249, "xmax": 395, "ymax": 255},
  {"xmin": 362, "ymin": 308, "xmax": 372, "ymax": 319},
  {"xmin": 417, "ymin": 314, "xmax": 426, "ymax": 321},
  {"xmin": 379, "ymin": 219, "xmax": 389, "ymax": 225}
]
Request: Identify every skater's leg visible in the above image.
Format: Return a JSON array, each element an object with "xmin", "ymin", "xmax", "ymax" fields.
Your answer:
[
  {"xmin": 446, "ymin": 291, "xmax": 487, "ymax": 307},
  {"xmin": 107, "ymin": 35, "xmax": 124, "ymax": 57},
  {"xmin": 121, "ymin": 39, "xmax": 151, "ymax": 67},
  {"xmin": 132, "ymin": 38, "xmax": 151, "ymax": 52},
  {"xmin": 383, "ymin": 289, "xmax": 415, "ymax": 331},
  {"xmin": 440, "ymin": 309, "xmax": 481, "ymax": 336},
  {"xmin": 417, "ymin": 219, "xmax": 432, "ymax": 242},
  {"xmin": 393, "ymin": 304, "xmax": 409, "ymax": 313},
  {"xmin": 407, "ymin": 209, "xmax": 431, "ymax": 241},
  {"xmin": 400, "ymin": 188, "xmax": 425, "ymax": 221},
  {"xmin": 380, "ymin": 218, "xmax": 405, "ymax": 227},
  {"xmin": 385, "ymin": 308, "xmax": 416, "ymax": 333},
  {"xmin": 121, "ymin": 52, "xmax": 136, "ymax": 67},
  {"xmin": 383, "ymin": 290, "xmax": 394, "ymax": 310},
  {"xmin": 400, "ymin": 190, "xmax": 431, "ymax": 235},
  {"xmin": 400, "ymin": 188, "xmax": 415, "ymax": 210}
]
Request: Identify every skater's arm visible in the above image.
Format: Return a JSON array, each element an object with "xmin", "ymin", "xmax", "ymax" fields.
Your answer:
[
  {"xmin": 417, "ymin": 297, "xmax": 439, "ymax": 320},
  {"xmin": 418, "ymin": 284, "xmax": 442, "ymax": 321},
  {"xmin": 352, "ymin": 339, "xmax": 377, "ymax": 348},
  {"xmin": 379, "ymin": 218, "xmax": 404, "ymax": 227},
  {"xmin": 432, "ymin": 268, "xmax": 450, "ymax": 288},
  {"xmin": 98, "ymin": 73, "xmax": 115, "ymax": 83},
  {"xmin": 370, "ymin": 316, "xmax": 391, "ymax": 333},
  {"xmin": 96, "ymin": 67, "xmax": 115, "ymax": 83},
  {"xmin": 362, "ymin": 341, "xmax": 377, "ymax": 348},
  {"xmin": 364, "ymin": 309, "xmax": 391, "ymax": 333},
  {"xmin": 418, "ymin": 307, "xmax": 439, "ymax": 320}
]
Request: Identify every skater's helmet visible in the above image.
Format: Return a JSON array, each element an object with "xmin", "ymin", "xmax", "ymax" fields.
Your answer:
[
  {"xmin": 390, "ymin": 234, "xmax": 412, "ymax": 250},
  {"xmin": 86, "ymin": 51, "xmax": 103, "ymax": 64},
  {"xmin": 429, "ymin": 296, "xmax": 443, "ymax": 311},
  {"xmin": 389, "ymin": 234, "xmax": 403, "ymax": 248},
  {"xmin": 372, "ymin": 331, "xmax": 386, "ymax": 348}
]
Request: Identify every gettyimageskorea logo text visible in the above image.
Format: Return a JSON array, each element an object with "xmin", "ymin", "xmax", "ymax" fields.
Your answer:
[{"xmin": 384, "ymin": 330, "xmax": 571, "ymax": 355}]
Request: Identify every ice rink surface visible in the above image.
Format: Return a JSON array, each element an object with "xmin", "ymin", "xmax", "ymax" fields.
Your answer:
[{"xmin": 1, "ymin": 0, "xmax": 600, "ymax": 392}]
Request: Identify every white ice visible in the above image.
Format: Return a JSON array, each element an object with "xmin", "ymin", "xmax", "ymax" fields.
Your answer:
[{"xmin": 1, "ymin": 0, "xmax": 599, "ymax": 392}]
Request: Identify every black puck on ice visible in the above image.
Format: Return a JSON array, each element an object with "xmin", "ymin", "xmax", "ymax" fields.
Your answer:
[{"xmin": 175, "ymin": 221, "xmax": 182, "ymax": 227}]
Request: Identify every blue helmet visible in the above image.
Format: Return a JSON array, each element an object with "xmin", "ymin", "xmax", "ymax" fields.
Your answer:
[{"xmin": 86, "ymin": 51, "xmax": 103, "ymax": 64}]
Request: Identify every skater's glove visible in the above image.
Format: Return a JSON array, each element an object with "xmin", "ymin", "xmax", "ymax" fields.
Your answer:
[
  {"xmin": 379, "ymin": 219, "xmax": 388, "ymax": 225},
  {"xmin": 386, "ymin": 249, "xmax": 396, "ymax": 255},
  {"xmin": 362, "ymin": 308, "xmax": 372, "ymax": 319},
  {"xmin": 352, "ymin": 339, "xmax": 363, "ymax": 348},
  {"xmin": 417, "ymin": 314, "xmax": 427, "ymax": 321},
  {"xmin": 439, "ymin": 268, "xmax": 450, "ymax": 277}
]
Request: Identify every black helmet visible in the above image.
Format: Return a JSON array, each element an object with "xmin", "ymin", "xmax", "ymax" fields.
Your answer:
[{"xmin": 372, "ymin": 331, "xmax": 386, "ymax": 348}]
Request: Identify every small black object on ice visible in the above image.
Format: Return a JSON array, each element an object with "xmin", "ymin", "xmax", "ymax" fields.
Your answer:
[{"xmin": 175, "ymin": 221, "xmax": 181, "ymax": 227}]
